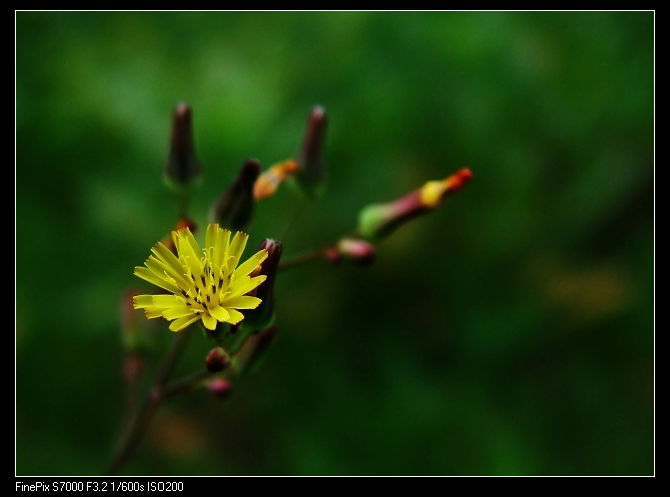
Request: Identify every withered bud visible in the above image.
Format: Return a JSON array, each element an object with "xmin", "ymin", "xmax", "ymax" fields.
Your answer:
[
  {"xmin": 210, "ymin": 159, "xmax": 261, "ymax": 232},
  {"xmin": 164, "ymin": 103, "xmax": 202, "ymax": 193},
  {"xmin": 336, "ymin": 238, "xmax": 376, "ymax": 266},
  {"xmin": 241, "ymin": 239, "xmax": 282, "ymax": 333},
  {"xmin": 295, "ymin": 106, "xmax": 327, "ymax": 199},
  {"xmin": 357, "ymin": 168, "xmax": 473, "ymax": 240},
  {"xmin": 209, "ymin": 378, "xmax": 233, "ymax": 400},
  {"xmin": 205, "ymin": 347, "xmax": 231, "ymax": 373}
]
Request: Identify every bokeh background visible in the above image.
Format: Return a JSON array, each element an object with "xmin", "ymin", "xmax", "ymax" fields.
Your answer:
[{"xmin": 16, "ymin": 11, "xmax": 654, "ymax": 475}]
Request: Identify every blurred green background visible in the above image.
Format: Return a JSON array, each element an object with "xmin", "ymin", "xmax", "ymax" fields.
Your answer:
[{"xmin": 16, "ymin": 11, "xmax": 653, "ymax": 475}]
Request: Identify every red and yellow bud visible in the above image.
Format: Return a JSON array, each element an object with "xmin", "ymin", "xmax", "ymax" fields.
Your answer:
[
  {"xmin": 419, "ymin": 168, "xmax": 473, "ymax": 207},
  {"xmin": 357, "ymin": 168, "xmax": 472, "ymax": 240},
  {"xmin": 253, "ymin": 159, "xmax": 298, "ymax": 200}
]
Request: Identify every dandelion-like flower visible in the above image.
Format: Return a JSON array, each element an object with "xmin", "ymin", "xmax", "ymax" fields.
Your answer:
[{"xmin": 133, "ymin": 224, "xmax": 268, "ymax": 332}]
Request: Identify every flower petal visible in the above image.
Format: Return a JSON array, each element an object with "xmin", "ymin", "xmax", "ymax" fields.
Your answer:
[
  {"xmin": 208, "ymin": 305, "xmax": 230, "ymax": 323},
  {"xmin": 144, "ymin": 308, "xmax": 164, "ymax": 319},
  {"xmin": 221, "ymin": 295, "xmax": 262, "ymax": 309},
  {"xmin": 151, "ymin": 294, "xmax": 184, "ymax": 308},
  {"xmin": 201, "ymin": 312, "xmax": 218, "ymax": 330},
  {"xmin": 227, "ymin": 231, "xmax": 248, "ymax": 273},
  {"xmin": 162, "ymin": 306, "xmax": 196, "ymax": 320},
  {"xmin": 234, "ymin": 249, "xmax": 268, "ymax": 279},
  {"xmin": 151, "ymin": 243, "xmax": 191, "ymax": 289},
  {"xmin": 227, "ymin": 275, "xmax": 266, "ymax": 299},
  {"xmin": 175, "ymin": 227, "xmax": 201, "ymax": 259},
  {"xmin": 134, "ymin": 267, "xmax": 181, "ymax": 294},
  {"xmin": 169, "ymin": 314, "xmax": 201, "ymax": 332},
  {"xmin": 133, "ymin": 294, "xmax": 155, "ymax": 308},
  {"xmin": 226, "ymin": 308, "xmax": 245, "ymax": 324}
]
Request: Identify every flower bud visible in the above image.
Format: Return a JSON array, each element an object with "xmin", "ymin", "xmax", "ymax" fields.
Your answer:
[
  {"xmin": 205, "ymin": 347, "xmax": 231, "ymax": 373},
  {"xmin": 210, "ymin": 159, "xmax": 261, "ymax": 232},
  {"xmin": 253, "ymin": 159, "xmax": 298, "ymax": 200},
  {"xmin": 335, "ymin": 238, "xmax": 376, "ymax": 266},
  {"xmin": 294, "ymin": 106, "xmax": 327, "ymax": 200},
  {"xmin": 357, "ymin": 168, "xmax": 472, "ymax": 240},
  {"xmin": 241, "ymin": 239, "xmax": 282, "ymax": 333},
  {"xmin": 208, "ymin": 378, "xmax": 233, "ymax": 400},
  {"xmin": 164, "ymin": 103, "xmax": 202, "ymax": 195}
]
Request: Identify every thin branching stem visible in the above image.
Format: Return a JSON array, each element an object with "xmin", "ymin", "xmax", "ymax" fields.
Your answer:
[
  {"xmin": 278, "ymin": 247, "xmax": 327, "ymax": 271},
  {"xmin": 106, "ymin": 326, "xmax": 194, "ymax": 475},
  {"xmin": 278, "ymin": 231, "xmax": 363, "ymax": 272},
  {"xmin": 161, "ymin": 369, "xmax": 213, "ymax": 401}
]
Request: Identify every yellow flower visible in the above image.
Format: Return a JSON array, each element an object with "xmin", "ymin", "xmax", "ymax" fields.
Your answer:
[{"xmin": 133, "ymin": 224, "xmax": 268, "ymax": 332}]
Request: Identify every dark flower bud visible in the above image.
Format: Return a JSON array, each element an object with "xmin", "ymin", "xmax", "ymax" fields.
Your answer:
[
  {"xmin": 208, "ymin": 378, "xmax": 233, "ymax": 400},
  {"xmin": 358, "ymin": 168, "xmax": 473, "ymax": 240},
  {"xmin": 164, "ymin": 103, "xmax": 202, "ymax": 195},
  {"xmin": 294, "ymin": 106, "xmax": 327, "ymax": 200},
  {"xmin": 205, "ymin": 347, "xmax": 231, "ymax": 373},
  {"xmin": 241, "ymin": 239, "xmax": 282, "ymax": 333},
  {"xmin": 210, "ymin": 159, "xmax": 261, "ymax": 232}
]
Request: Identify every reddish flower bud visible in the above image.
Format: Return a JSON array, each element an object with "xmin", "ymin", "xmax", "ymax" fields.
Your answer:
[
  {"xmin": 295, "ymin": 106, "xmax": 327, "ymax": 199},
  {"xmin": 209, "ymin": 378, "xmax": 233, "ymax": 400},
  {"xmin": 358, "ymin": 168, "xmax": 473, "ymax": 240},
  {"xmin": 336, "ymin": 238, "xmax": 376, "ymax": 266},
  {"xmin": 324, "ymin": 246, "xmax": 343, "ymax": 266},
  {"xmin": 210, "ymin": 159, "xmax": 261, "ymax": 232},
  {"xmin": 205, "ymin": 347, "xmax": 231, "ymax": 373},
  {"xmin": 241, "ymin": 239, "xmax": 282, "ymax": 333},
  {"xmin": 164, "ymin": 103, "xmax": 202, "ymax": 195}
]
